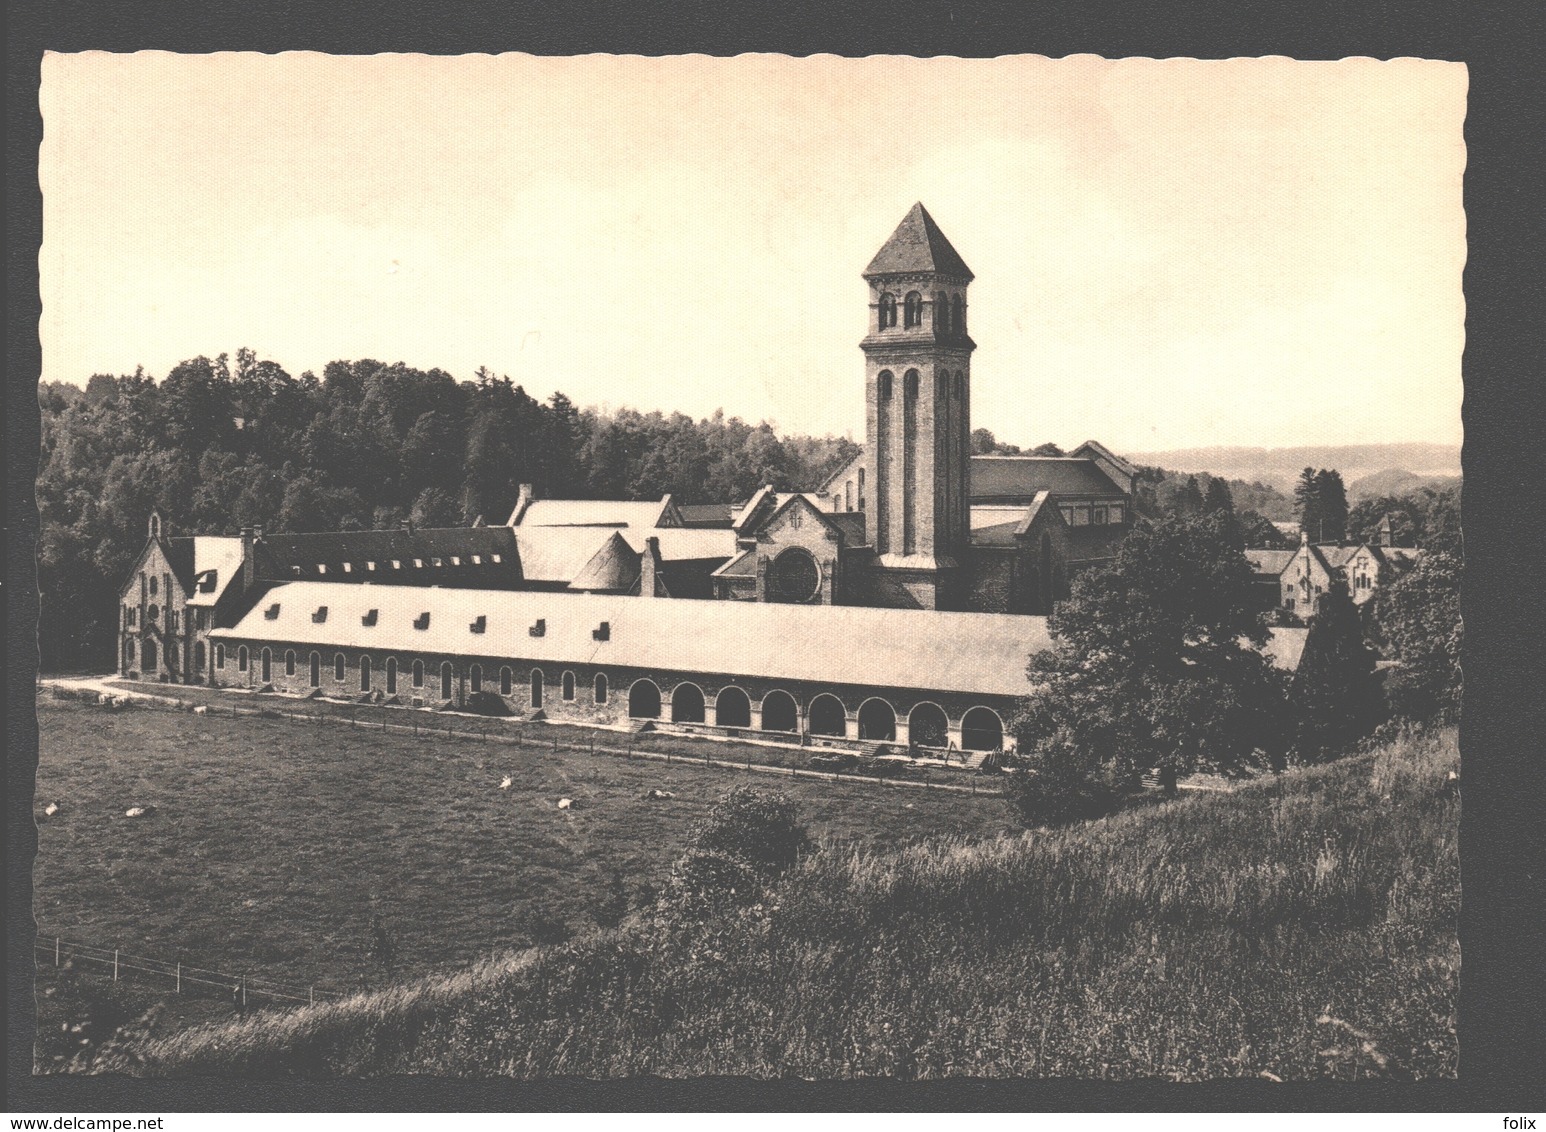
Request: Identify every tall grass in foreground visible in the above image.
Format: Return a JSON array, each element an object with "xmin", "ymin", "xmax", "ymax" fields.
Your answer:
[{"xmin": 103, "ymin": 728, "xmax": 1458, "ymax": 1080}]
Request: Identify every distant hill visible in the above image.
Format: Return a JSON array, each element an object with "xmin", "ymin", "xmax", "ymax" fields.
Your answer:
[
  {"xmin": 1122, "ymin": 444, "xmax": 1461, "ymax": 494},
  {"xmin": 1345, "ymin": 467, "xmax": 1462, "ymax": 502}
]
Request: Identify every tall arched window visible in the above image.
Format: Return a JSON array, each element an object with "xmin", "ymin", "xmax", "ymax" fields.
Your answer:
[
  {"xmin": 124, "ymin": 639, "xmax": 134, "ymax": 668},
  {"xmin": 310, "ymin": 652, "xmax": 321, "ymax": 687},
  {"xmin": 500, "ymin": 666, "xmax": 513, "ymax": 696},
  {"xmin": 386, "ymin": 657, "xmax": 398, "ymax": 694},
  {"xmin": 904, "ymin": 369, "xmax": 919, "ymax": 400},
  {"xmin": 470, "ymin": 664, "xmax": 482, "ymax": 694},
  {"xmin": 359, "ymin": 655, "xmax": 372, "ymax": 692},
  {"xmin": 878, "ymin": 291, "xmax": 898, "ymax": 329},
  {"xmin": 903, "ymin": 291, "xmax": 923, "ymax": 327},
  {"xmin": 877, "ymin": 371, "xmax": 893, "ymax": 401},
  {"xmin": 260, "ymin": 648, "xmax": 272, "ymax": 683},
  {"xmin": 238, "ymin": 645, "xmax": 249, "ymax": 672},
  {"xmin": 530, "ymin": 668, "xmax": 544, "ymax": 709},
  {"xmin": 441, "ymin": 662, "xmax": 454, "ymax": 700},
  {"xmin": 953, "ymin": 294, "xmax": 966, "ymax": 334},
  {"xmin": 562, "ymin": 671, "xmax": 576, "ymax": 701},
  {"xmin": 334, "ymin": 653, "xmax": 346, "ymax": 681},
  {"xmin": 194, "ymin": 641, "xmax": 206, "ymax": 672},
  {"xmin": 285, "ymin": 649, "xmax": 296, "ymax": 677},
  {"xmin": 413, "ymin": 659, "xmax": 425, "ymax": 688},
  {"xmin": 594, "ymin": 672, "xmax": 609, "ymax": 704},
  {"xmin": 937, "ymin": 370, "xmax": 948, "ymax": 397},
  {"xmin": 935, "ymin": 291, "xmax": 950, "ymax": 333},
  {"xmin": 149, "ymin": 575, "xmax": 158, "ymax": 597},
  {"xmin": 216, "ymin": 643, "xmax": 225, "ymax": 669}
]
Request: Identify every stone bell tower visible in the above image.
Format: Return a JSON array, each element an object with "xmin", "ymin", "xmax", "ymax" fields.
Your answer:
[{"xmin": 860, "ymin": 203, "xmax": 976, "ymax": 610}]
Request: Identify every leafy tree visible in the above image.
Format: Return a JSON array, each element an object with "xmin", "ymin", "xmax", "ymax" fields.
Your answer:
[
  {"xmin": 1009, "ymin": 514, "xmax": 1290, "ymax": 826},
  {"xmin": 970, "ymin": 427, "xmax": 997, "ymax": 455},
  {"xmin": 1290, "ymin": 585, "xmax": 1384, "ymax": 760},
  {"xmin": 1237, "ymin": 509, "xmax": 1293, "ymax": 549},
  {"xmin": 1373, "ymin": 549, "xmax": 1461, "ymax": 723},
  {"xmin": 1171, "ymin": 475, "xmax": 1205, "ymax": 518},
  {"xmin": 1314, "ymin": 470, "xmax": 1349, "ymax": 542},
  {"xmin": 1027, "ymin": 442, "xmax": 1064, "ymax": 457},
  {"xmin": 1202, "ymin": 476, "xmax": 1235, "ymax": 515},
  {"xmin": 660, "ymin": 786, "xmax": 807, "ymax": 920}
]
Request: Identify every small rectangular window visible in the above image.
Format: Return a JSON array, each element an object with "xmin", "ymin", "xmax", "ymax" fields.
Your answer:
[
  {"xmin": 391, "ymin": 560, "xmax": 402, "ymax": 569},
  {"xmin": 318, "ymin": 564, "xmax": 327, "ymax": 574},
  {"xmin": 342, "ymin": 562, "xmax": 353, "ymax": 573},
  {"xmin": 366, "ymin": 561, "xmax": 376, "ymax": 571},
  {"xmin": 413, "ymin": 558, "xmax": 425, "ymax": 569},
  {"xmin": 471, "ymin": 555, "xmax": 482, "ymax": 565},
  {"xmin": 491, "ymin": 554, "xmax": 502, "ymax": 564},
  {"xmin": 451, "ymin": 556, "xmax": 462, "ymax": 566}
]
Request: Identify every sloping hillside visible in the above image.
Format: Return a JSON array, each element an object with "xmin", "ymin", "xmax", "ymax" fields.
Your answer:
[
  {"xmin": 1125, "ymin": 444, "xmax": 1461, "ymax": 493},
  {"xmin": 99, "ymin": 729, "xmax": 1459, "ymax": 1080}
]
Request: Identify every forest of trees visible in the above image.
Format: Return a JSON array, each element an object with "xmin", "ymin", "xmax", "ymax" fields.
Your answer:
[{"xmin": 35, "ymin": 351, "xmax": 859, "ymax": 670}]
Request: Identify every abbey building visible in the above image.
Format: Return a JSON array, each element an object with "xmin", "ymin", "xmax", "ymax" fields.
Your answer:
[{"xmin": 116, "ymin": 205, "xmax": 1302, "ymax": 752}]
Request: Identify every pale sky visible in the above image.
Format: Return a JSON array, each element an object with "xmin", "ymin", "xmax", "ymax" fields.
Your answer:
[{"xmin": 39, "ymin": 53, "xmax": 1466, "ymax": 452}]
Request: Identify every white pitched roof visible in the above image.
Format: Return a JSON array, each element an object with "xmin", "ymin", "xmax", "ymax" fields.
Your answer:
[
  {"xmin": 211, "ymin": 583, "xmax": 1311, "ymax": 697},
  {"xmin": 187, "ymin": 537, "xmax": 246, "ymax": 607},
  {"xmin": 211, "ymin": 581, "xmax": 1055, "ymax": 697},
  {"xmin": 514, "ymin": 499, "xmax": 670, "ymax": 529}
]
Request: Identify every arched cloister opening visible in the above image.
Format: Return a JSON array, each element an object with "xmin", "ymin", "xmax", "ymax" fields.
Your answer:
[
  {"xmin": 714, "ymin": 686, "xmax": 751, "ymax": 728},
  {"xmin": 961, "ymin": 707, "xmax": 1005, "ymax": 751},
  {"xmin": 807, "ymin": 693, "xmax": 847, "ymax": 738},
  {"xmin": 857, "ymin": 697, "xmax": 897, "ymax": 742},
  {"xmin": 760, "ymin": 690, "xmax": 799, "ymax": 733},
  {"xmin": 671, "ymin": 682, "xmax": 706, "ymax": 724},
  {"xmin": 908, "ymin": 702, "xmax": 950, "ymax": 749},
  {"xmin": 629, "ymin": 679, "xmax": 662, "ymax": 720}
]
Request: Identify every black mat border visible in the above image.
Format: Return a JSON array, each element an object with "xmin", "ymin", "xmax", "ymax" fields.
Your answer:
[{"xmin": 8, "ymin": 0, "xmax": 1544, "ymax": 1114}]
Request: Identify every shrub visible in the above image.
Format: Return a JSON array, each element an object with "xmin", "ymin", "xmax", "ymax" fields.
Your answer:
[
  {"xmin": 463, "ymin": 690, "xmax": 513, "ymax": 716},
  {"xmin": 1006, "ymin": 728, "xmax": 1126, "ymax": 827},
  {"xmin": 684, "ymin": 786, "xmax": 807, "ymax": 878}
]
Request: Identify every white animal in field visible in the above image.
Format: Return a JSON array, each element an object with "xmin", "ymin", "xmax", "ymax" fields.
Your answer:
[
  {"xmin": 646, "ymin": 789, "xmax": 676, "ymax": 800},
  {"xmin": 499, "ymin": 776, "xmax": 512, "ymax": 791},
  {"xmin": 557, "ymin": 798, "xmax": 573, "ymax": 810},
  {"xmin": 43, "ymin": 802, "xmax": 59, "ymax": 817},
  {"xmin": 125, "ymin": 807, "xmax": 146, "ymax": 818}
]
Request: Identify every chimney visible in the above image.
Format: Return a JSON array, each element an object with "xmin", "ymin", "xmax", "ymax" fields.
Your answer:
[
  {"xmin": 640, "ymin": 536, "xmax": 662, "ymax": 598},
  {"xmin": 240, "ymin": 526, "xmax": 257, "ymax": 590},
  {"xmin": 509, "ymin": 483, "xmax": 536, "ymax": 526}
]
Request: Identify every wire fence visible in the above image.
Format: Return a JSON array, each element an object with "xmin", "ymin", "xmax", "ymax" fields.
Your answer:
[
  {"xmin": 48, "ymin": 682, "xmax": 1004, "ymax": 796},
  {"xmin": 34, "ymin": 935, "xmax": 343, "ymax": 1009}
]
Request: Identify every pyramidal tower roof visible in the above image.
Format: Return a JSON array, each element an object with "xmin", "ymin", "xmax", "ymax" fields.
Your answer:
[{"xmin": 863, "ymin": 203, "xmax": 974, "ymax": 281}]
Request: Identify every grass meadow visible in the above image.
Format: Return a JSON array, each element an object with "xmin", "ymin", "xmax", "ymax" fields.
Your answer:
[
  {"xmin": 33, "ymin": 695, "xmax": 1013, "ymax": 996},
  {"xmin": 79, "ymin": 718, "xmax": 1459, "ymax": 1080}
]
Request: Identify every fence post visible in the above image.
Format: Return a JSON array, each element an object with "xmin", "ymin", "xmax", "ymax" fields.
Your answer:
[
  {"xmin": 309, "ymin": 985, "xmax": 314, "ymax": 1007},
  {"xmin": 553, "ymin": 734, "xmax": 558, "ymax": 754},
  {"xmin": 113, "ymin": 949, "xmax": 119, "ymax": 982},
  {"xmin": 242, "ymin": 976, "xmax": 247, "ymax": 1008},
  {"xmin": 176, "ymin": 962, "xmax": 181, "ymax": 994},
  {"xmin": 54, "ymin": 937, "xmax": 59, "ymax": 967}
]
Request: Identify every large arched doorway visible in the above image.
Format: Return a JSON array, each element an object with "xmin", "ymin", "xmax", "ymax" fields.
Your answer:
[
  {"xmin": 857, "ymin": 698, "xmax": 897, "ymax": 741},
  {"xmin": 714, "ymin": 686, "xmax": 751, "ymax": 728},
  {"xmin": 961, "ymin": 707, "xmax": 1005, "ymax": 751},
  {"xmin": 141, "ymin": 639, "xmax": 157, "ymax": 673},
  {"xmin": 807, "ymin": 694, "xmax": 847, "ymax": 738},
  {"xmin": 670, "ymin": 682, "xmax": 705, "ymax": 723},
  {"xmin": 760, "ymin": 690, "xmax": 798, "ymax": 733},
  {"xmin": 629, "ymin": 679, "xmax": 661, "ymax": 719},
  {"xmin": 908, "ymin": 702, "xmax": 949, "ymax": 749}
]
